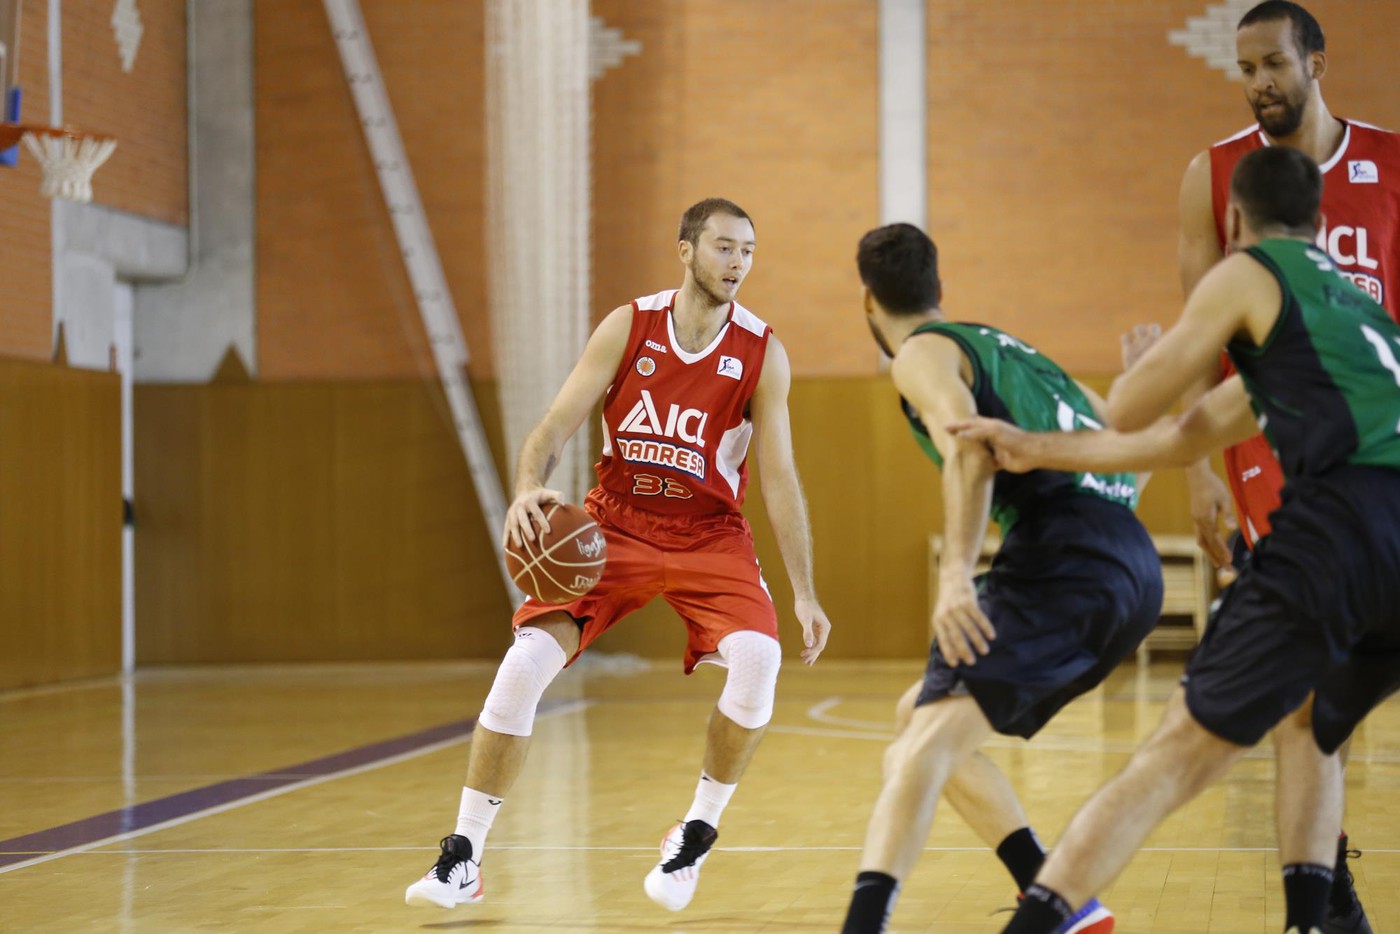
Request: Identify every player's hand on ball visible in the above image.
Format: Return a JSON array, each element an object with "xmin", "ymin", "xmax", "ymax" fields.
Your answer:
[
  {"xmin": 946, "ymin": 417, "xmax": 1037, "ymax": 473},
  {"xmin": 1120, "ymin": 323, "xmax": 1162, "ymax": 371},
  {"xmin": 794, "ymin": 596, "xmax": 831, "ymax": 666},
  {"xmin": 505, "ymin": 486, "xmax": 563, "ymax": 547},
  {"xmin": 933, "ymin": 573, "xmax": 995, "ymax": 667}
]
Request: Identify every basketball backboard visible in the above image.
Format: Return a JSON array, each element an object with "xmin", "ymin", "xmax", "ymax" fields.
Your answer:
[{"xmin": 0, "ymin": 0, "xmax": 21, "ymax": 166}]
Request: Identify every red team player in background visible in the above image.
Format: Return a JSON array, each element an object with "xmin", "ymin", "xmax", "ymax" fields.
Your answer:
[
  {"xmin": 1177, "ymin": 3, "xmax": 1396, "ymax": 931},
  {"xmin": 404, "ymin": 198, "xmax": 833, "ymax": 914}
]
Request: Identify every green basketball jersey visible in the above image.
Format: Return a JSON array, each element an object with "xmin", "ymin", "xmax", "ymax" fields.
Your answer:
[
  {"xmin": 901, "ymin": 321, "xmax": 1139, "ymax": 532},
  {"xmin": 1231, "ymin": 238, "xmax": 1400, "ymax": 478}
]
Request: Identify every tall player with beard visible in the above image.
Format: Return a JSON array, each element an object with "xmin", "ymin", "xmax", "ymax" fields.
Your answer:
[
  {"xmin": 404, "ymin": 198, "xmax": 833, "ymax": 913},
  {"xmin": 1176, "ymin": 5, "xmax": 1399, "ymax": 930}
]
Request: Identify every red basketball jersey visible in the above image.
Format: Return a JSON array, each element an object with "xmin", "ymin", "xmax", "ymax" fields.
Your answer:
[
  {"xmin": 1209, "ymin": 120, "xmax": 1400, "ymax": 545},
  {"xmin": 594, "ymin": 290, "xmax": 772, "ymax": 520}
]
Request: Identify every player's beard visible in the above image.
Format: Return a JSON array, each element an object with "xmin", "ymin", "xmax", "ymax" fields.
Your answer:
[
  {"xmin": 689, "ymin": 260, "xmax": 735, "ymax": 307},
  {"xmin": 1252, "ymin": 87, "xmax": 1308, "ymax": 138}
]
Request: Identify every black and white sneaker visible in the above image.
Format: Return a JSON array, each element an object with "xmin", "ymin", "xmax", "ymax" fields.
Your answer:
[
  {"xmin": 405, "ymin": 834, "xmax": 484, "ymax": 908},
  {"xmin": 1324, "ymin": 834, "xmax": 1372, "ymax": 934},
  {"xmin": 643, "ymin": 819, "xmax": 718, "ymax": 911}
]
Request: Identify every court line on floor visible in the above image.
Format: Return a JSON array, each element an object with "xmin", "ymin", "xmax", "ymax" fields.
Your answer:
[
  {"xmin": 0, "ymin": 699, "xmax": 589, "ymax": 875},
  {"xmin": 7, "ymin": 844, "xmax": 1399, "ymax": 855},
  {"xmin": 795, "ymin": 697, "xmax": 1400, "ymax": 763}
]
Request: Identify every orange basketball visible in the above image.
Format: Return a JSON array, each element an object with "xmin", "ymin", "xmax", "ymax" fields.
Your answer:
[{"xmin": 504, "ymin": 502, "xmax": 607, "ymax": 604}]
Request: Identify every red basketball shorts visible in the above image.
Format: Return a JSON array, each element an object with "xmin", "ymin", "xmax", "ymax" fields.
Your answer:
[{"xmin": 512, "ymin": 488, "xmax": 780, "ymax": 672}]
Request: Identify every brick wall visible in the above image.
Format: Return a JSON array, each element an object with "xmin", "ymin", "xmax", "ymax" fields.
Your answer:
[
  {"xmin": 253, "ymin": 1, "xmax": 1400, "ymax": 381},
  {"xmin": 62, "ymin": 0, "xmax": 187, "ymax": 226},
  {"xmin": 255, "ymin": 0, "xmax": 487, "ymax": 381},
  {"xmin": 0, "ymin": 0, "xmax": 186, "ymax": 363},
  {"xmin": 591, "ymin": 0, "xmax": 879, "ymax": 374},
  {"xmin": 0, "ymin": 0, "xmax": 52, "ymax": 362}
]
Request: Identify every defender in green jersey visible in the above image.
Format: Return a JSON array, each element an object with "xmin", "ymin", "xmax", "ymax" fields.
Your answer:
[
  {"xmin": 962, "ymin": 147, "xmax": 1400, "ymax": 934},
  {"xmin": 839, "ymin": 224, "xmax": 1162, "ymax": 934}
]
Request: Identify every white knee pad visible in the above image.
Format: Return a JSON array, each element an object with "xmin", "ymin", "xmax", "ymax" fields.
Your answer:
[
  {"xmin": 477, "ymin": 627, "xmax": 568, "ymax": 737},
  {"xmin": 715, "ymin": 630, "xmax": 782, "ymax": 729}
]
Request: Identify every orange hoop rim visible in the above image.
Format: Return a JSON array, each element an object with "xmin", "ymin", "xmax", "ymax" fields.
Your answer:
[{"xmin": 0, "ymin": 122, "xmax": 117, "ymax": 150}]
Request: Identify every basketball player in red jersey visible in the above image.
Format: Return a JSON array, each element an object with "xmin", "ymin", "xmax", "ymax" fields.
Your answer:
[
  {"xmin": 1177, "ymin": 4, "xmax": 1393, "ymax": 930},
  {"xmin": 404, "ymin": 198, "xmax": 833, "ymax": 914}
]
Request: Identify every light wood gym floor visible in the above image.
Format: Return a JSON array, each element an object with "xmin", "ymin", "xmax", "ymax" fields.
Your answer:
[{"xmin": 2, "ymin": 656, "xmax": 1396, "ymax": 933}]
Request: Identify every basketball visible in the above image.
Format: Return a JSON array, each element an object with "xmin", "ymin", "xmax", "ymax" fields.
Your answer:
[{"xmin": 504, "ymin": 501, "xmax": 607, "ymax": 604}]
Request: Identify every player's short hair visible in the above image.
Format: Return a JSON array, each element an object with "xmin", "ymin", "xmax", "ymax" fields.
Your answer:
[
  {"xmin": 1238, "ymin": 1, "xmax": 1325, "ymax": 58},
  {"xmin": 856, "ymin": 223, "xmax": 942, "ymax": 315},
  {"xmin": 1230, "ymin": 146, "xmax": 1322, "ymax": 234},
  {"xmin": 678, "ymin": 198, "xmax": 754, "ymax": 246}
]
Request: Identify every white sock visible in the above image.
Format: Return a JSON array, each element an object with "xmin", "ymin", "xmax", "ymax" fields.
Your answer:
[
  {"xmin": 682, "ymin": 770, "xmax": 737, "ymax": 829},
  {"xmin": 454, "ymin": 786, "xmax": 503, "ymax": 859}
]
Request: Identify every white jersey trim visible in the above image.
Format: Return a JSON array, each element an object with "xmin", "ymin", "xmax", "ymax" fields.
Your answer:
[
  {"xmin": 714, "ymin": 420, "xmax": 754, "ymax": 499},
  {"xmin": 632, "ymin": 289, "xmax": 770, "ymax": 364},
  {"xmin": 1214, "ymin": 123, "xmax": 1263, "ymax": 147},
  {"xmin": 1318, "ymin": 123, "xmax": 1352, "ymax": 174},
  {"xmin": 667, "ymin": 310, "xmax": 730, "ymax": 364},
  {"xmin": 1226, "ymin": 121, "xmax": 1353, "ymax": 175},
  {"xmin": 634, "ymin": 290, "xmax": 678, "ymax": 312},
  {"xmin": 730, "ymin": 302, "xmax": 769, "ymax": 337}
]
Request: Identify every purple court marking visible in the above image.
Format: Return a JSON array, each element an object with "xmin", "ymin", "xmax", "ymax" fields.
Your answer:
[{"xmin": 0, "ymin": 702, "xmax": 568, "ymax": 870}]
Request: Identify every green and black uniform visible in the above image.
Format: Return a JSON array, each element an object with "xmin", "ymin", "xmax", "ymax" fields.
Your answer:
[
  {"xmin": 905, "ymin": 322, "xmax": 1163, "ymax": 738},
  {"xmin": 1187, "ymin": 238, "xmax": 1400, "ymax": 751}
]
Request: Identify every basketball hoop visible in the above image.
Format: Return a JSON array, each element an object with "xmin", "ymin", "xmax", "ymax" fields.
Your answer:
[{"xmin": 0, "ymin": 123, "xmax": 116, "ymax": 203}]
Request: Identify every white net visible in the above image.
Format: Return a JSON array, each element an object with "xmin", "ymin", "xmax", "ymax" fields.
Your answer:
[
  {"xmin": 485, "ymin": 0, "xmax": 592, "ymax": 506},
  {"xmin": 21, "ymin": 131, "xmax": 117, "ymax": 203}
]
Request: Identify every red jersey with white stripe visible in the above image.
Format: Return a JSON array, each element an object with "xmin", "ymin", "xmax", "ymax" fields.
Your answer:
[
  {"xmin": 1209, "ymin": 120, "xmax": 1400, "ymax": 545},
  {"xmin": 594, "ymin": 289, "xmax": 772, "ymax": 521}
]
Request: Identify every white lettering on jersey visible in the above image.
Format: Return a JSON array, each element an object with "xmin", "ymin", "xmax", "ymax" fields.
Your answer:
[
  {"xmin": 1078, "ymin": 473, "xmax": 1133, "ymax": 499},
  {"xmin": 980, "ymin": 328, "xmax": 1039, "ymax": 355},
  {"xmin": 646, "ymin": 339, "xmax": 668, "ymax": 353},
  {"xmin": 617, "ymin": 390, "xmax": 709, "ymax": 447},
  {"xmin": 1317, "ymin": 223, "xmax": 1379, "ymax": 271},
  {"xmin": 1055, "ymin": 398, "xmax": 1102, "ymax": 432},
  {"xmin": 615, "ymin": 438, "xmax": 707, "ymax": 479},
  {"xmin": 1348, "ymin": 160, "xmax": 1379, "ymax": 184}
]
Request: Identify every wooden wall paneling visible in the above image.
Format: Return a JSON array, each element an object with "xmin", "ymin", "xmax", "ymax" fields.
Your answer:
[
  {"xmin": 134, "ymin": 379, "xmax": 513, "ymax": 664},
  {"xmin": 0, "ymin": 359, "xmax": 121, "ymax": 689},
  {"xmin": 132, "ymin": 375, "xmax": 1199, "ymax": 667}
]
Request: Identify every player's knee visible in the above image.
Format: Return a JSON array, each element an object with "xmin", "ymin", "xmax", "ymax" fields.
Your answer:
[
  {"xmin": 893, "ymin": 681, "xmax": 921, "ymax": 736},
  {"xmin": 477, "ymin": 627, "xmax": 568, "ymax": 737},
  {"xmin": 715, "ymin": 630, "xmax": 781, "ymax": 730}
]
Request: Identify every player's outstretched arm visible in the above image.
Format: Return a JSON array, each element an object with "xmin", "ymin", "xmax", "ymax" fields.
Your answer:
[
  {"xmin": 1177, "ymin": 149, "xmax": 1238, "ymax": 561},
  {"xmin": 893, "ymin": 334, "xmax": 997, "ymax": 668},
  {"xmin": 1106, "ymin": 252, "xmax": 1268, "ymax": 431},
  {"xmin": 948, "ymin": 375, "xmax": 1258, "ymax": 474},
  {"xmin": 505, "ymin": 304, "xmax": 632, "ymax": 547},
  {"xmin": 751, "ymin": 336, "xmax": 831, "ymax": 665}
]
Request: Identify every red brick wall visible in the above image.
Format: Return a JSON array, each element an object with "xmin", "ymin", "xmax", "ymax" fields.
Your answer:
[
  {"xmin": 255, "ymin": 0, "xmax": 486, "ymax": 380},
  {"xmin": 0, "ymin": 0, "xmax": 186, "ymax": 363},
  {"xmin": 0, "ymin": 0, "xmax": 52, "ymax": 362},
  {"xmin": 62, "ymin": 0, "xmax": 187, "ymax": 225},
  {"xmin": 254, "ymin": 0, "xmax": 878, "ymax": 379},
  {"xmin": 590, "ymin": 0, "xmax": 879, "ymax": 374}
]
